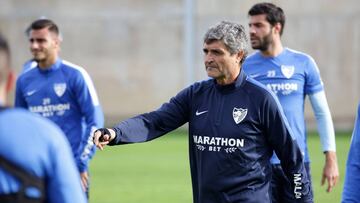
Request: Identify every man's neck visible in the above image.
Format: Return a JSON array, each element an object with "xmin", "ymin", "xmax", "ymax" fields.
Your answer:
[
  {"xmin": 216, "ymin": 68, "xmax": 240, "ymax": 85},
  {"xmin": 38, "ymin": 56, "xmax": 58, "ymax": 70},
  {"xmin": 261, "ymin": 39, "xmax": 283, "ymax": 57}
]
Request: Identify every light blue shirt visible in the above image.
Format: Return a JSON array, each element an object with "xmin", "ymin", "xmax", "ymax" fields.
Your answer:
[
  {"xmin": 0, "ymin": 108, "xmax": 86, "ymax": 203},
  {"xmin": 243, "ymin": 48, "xmax": 325, "ymax": 163}
]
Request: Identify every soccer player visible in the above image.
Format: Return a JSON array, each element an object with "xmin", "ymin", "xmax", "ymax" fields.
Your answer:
[
  {"xmin": 14, "ymin": 19, "xmax": 104, "ymax": 198},
  {"xmin": 342, "ymin": 102, "xmax": 360, "ymax": 202},
  {"xmin": 242, "ymin": 2, "xmax": 339, "ymax": 202},
  {"xmin": 0, "ymin": 33, "xmax": 86, "ymax": 203},
  {"xmin": 93, "ymin": 21, "xmax": 312, "ymax": 203}
]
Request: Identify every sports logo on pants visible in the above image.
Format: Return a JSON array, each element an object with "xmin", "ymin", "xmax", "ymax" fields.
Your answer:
[{"xmin": 233, "ymin": 107, "xmax": 247, "ymax": 124}]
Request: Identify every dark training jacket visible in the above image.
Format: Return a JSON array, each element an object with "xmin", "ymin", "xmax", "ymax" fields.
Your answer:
[{"xmin": 110, "ymin": 70, "xmax": 312, "ymax": 203}]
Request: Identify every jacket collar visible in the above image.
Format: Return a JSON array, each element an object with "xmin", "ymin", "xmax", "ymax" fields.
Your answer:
[{"xmin": 214, "ymin": 69, "xmax": 247, "ymax": 93}]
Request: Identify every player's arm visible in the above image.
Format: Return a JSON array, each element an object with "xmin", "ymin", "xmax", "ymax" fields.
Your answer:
[
  {"xmin": 14, "ymin": 77, "xmax": 28, "ymax": 108},
  {"xmin": 263, "ymin": 93, "xmax": 312, "ymax": 202},
  {"xmin": 309, "ymin": 91, "xmax": 339, "ymax": 192},
  {"xmin": 342, "ymin": 102, "xmax": 360, "ymax": 202},
  {"xmin": 73, "ymin": 68, "xmax": 104, "ymax": 173},
  {"xmin": 93, "ymin": 86, "xmax": 191, "ymax": 149}
]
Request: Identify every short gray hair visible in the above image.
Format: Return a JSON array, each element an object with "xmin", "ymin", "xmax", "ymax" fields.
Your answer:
[{"xmin": 204, "ymin": 21, "xmax": 248, "ymax": 63}]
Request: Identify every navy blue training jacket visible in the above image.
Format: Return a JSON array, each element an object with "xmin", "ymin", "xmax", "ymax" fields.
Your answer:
[{"xmin": 110, "ymin": 70, "xmax": 312, "ymax": 203}]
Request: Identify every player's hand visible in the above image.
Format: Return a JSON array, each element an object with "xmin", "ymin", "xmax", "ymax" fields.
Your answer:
[
  {"xmin": 93, "ymin": 128, "xmax": 116, "ymax": 150},
  {"xmin": 80, "ymin": 171, "xmax": 89, "ymax": 192},
  {"xmin": 321, "ymin": 151, "xmax": 339, "ymax": 192}
]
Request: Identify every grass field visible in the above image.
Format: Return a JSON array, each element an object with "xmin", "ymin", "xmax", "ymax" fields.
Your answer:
[{"xmin": 90, "ymin": 130, "xmax": 352, "ymax": 203}]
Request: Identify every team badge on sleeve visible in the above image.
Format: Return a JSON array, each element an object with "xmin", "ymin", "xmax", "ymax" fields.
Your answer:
[
  {"xmin": 233, "ymin": 108, "xmax": 247, "ymax": 124},
  {"xmin": 54, "ymin": 83, "xmax": 67, "ymax": 97},
  {"xmin": 281, "ymin": 65, "xmax": 295, "ymax": 79}
]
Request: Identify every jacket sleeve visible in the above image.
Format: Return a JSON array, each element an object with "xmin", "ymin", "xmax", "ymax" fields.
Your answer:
[
  {"xmin": 110, "ymin": 87, "xmax": 191, "ymax": 145},
  {"xmin": 73, "ymin": 69, "xmax": 104, "ymax": 172},
  {"xmin": 342, "ymin": 102, "xmax": 360, "ymax": 202},
  {"xmin": 14, "ymin": 78, "xmax": 28, "ymax": 108},
  {"xmin": 47, "ymin": 125, "xmax": 87, "ymax": 203},
  {"xmin": 263, "ymin": 92, "xmax": 312, "ymax": 202}
]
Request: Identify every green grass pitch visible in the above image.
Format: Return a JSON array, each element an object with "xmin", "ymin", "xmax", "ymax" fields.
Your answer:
[{"xmin": 90, "ymin": 130, "xmax": 351, "ymax": 203}]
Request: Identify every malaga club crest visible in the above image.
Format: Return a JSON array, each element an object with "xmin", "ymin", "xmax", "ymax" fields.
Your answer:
[
  {"xmin": 232, "ymin": 107, "xmax": 247, "ymax": 124},
  {"xmin": 281, "ymin": 65, "xmax": 295, "ymax": 79},
  {"xmin": 54, "ymin": 83, "xmax": 67, "ymax": 97}
]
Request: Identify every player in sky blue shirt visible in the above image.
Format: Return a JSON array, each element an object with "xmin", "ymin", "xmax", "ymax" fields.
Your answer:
[
  {"xmin": 14, "ymin": 19, "xmax": 104, "ymax": 196},
  {"xmin": 0, "ymin": 32, "xmax": 86, "ymax": 203},
  {"xmin": 93, "ymin": 21, "xmax": 312, "ymax": 203},
  {"xmin": 0, "ymin": 109, "xmax": 87, "ymax": 203},
  {"xmin": 342, "ymin": 102, "xmax": 360, "ymax": 202},
  {"xmin": 243, "ymin": 3, "xmax": 338, "ymax": 202}
]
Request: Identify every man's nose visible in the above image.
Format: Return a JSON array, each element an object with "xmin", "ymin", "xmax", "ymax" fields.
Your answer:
[
  {"xmin": 249, "ymin": 25, "xmax": 256, "ymax": 34},
  {"xmin": 30, "ymin": 40, "xmax": 39, "ymax": 49},
  {"xmin": 204, "ymin": 54, "xmax": 214, "ymax": 64}
]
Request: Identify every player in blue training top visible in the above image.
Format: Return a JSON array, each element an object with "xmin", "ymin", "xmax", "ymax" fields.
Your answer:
[
  {"xmin": 242, "ymin": 3, "xmax": 339, "ymax": 202},
  {"xmin": 14, "ymin": 19, "xmax": 104, "ymax": 198},
  {"xmin": 93, "ymin": 21, "xmax": 312, "ymax": 203},
  {"xmin": 342, "ymin": 102, "xmax": 360, "ymax": 202},
  {"xmin": 0, "ymin": 32, "xmax": 86, "ymax": 203}
]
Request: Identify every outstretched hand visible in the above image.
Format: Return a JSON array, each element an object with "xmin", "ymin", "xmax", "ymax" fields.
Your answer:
[{"xmin": 93, "ymin": 128, "xmax": 116, "ymax": 150}]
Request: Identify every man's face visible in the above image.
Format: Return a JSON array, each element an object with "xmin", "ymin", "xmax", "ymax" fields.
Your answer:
[
  {"xmin": 29, "ymin": 28, "xmax": 59, "ymax": 62},
  {"xmin": 203, "ymin": 40, "xmax": 240, "ymax": 81},
  {"xmin": 248, "ymin": 14, "xmax": 274, "ymax": 51}
]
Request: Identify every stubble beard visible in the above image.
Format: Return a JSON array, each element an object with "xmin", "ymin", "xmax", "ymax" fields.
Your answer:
[{"xmin": 251, "ymin": 32, "xmax": 273, "ymax": 52}]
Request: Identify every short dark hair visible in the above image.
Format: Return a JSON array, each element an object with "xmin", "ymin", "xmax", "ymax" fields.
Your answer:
[
  {"xmin": 248, "ymin": 2, "xmax": 285, "ymax": 36},
  {"xmin": 27, "ymin": 19, "xmax": 60, "ymax": 36},
  {"xmin": 0, "ymin": 32, "xmax": 11, "ymax": 82},
  {"xmin": 0, "ymin": 32, "xmax": 10, "ymax": 62}
]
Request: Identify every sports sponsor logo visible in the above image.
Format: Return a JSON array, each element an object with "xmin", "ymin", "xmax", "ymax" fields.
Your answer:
[
  {"xmin": 281, "ymin": 65, "xmax": 295, "ymax": 79},
  {"xmin": 193, "ymin": 135, "xmax": 244, "ymax": 153},
  {"xmin": 293, "ymin": 173, "xmax": 302, "ymax": 199},
  {"xmin": 196, "ymin": 110, "xmax": 208, "ymax": 116},
  {"xmin": 29, "ymin": 98, "xmax": 70, "ymax": 117},
  {"xmin": 54, "ymin": 83, "xmax": 66, "ymax": 97},
  {"xmin": 266, "ymin": 83, "xmax": 298, "ymax": 95},
  {"xmin": 26, "ymin": 90, "xmax": 37, "ymax": 96},
  {"xmin": 249, "ymin": 73, "xmax": 261, "ymax": 78},
  {"xmin": 233, "ymin": 108, "xmax": 247, "ymax": 124}
]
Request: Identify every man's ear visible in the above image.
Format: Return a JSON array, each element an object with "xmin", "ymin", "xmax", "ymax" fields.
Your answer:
[
  {"xmin": 236, "ymin": 50, "xmax": 245, "ymax": 63},
  {"xmin": 273, "ymin": 22, "xmax": 282, "ymax": 35},
  {"xmin": 5, "ymin": 71, "xmax": 15, "ymax": 93}
]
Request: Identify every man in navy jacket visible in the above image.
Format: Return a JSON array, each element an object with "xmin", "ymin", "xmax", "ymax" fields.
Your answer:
[{"xmin": 93, "ymin": 21, "xmax": 312, "ymax": 203}]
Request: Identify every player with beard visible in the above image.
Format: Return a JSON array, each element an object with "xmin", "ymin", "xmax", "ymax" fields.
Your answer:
[{"xmin": 242, "ymin": 2, "xmax": 339, "ymax": 202}]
